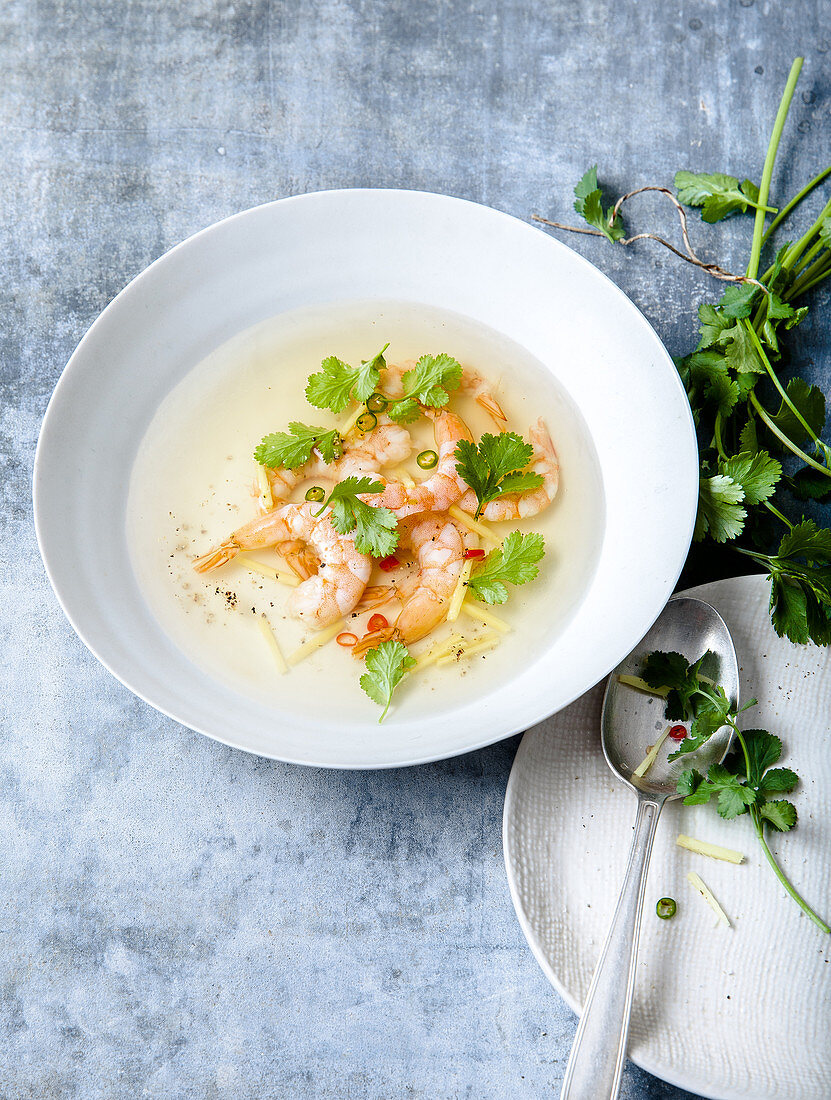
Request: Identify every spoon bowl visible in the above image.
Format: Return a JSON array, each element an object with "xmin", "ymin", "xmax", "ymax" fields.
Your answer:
[
  {"xmin": 602, "ymin": 596, "xmax": 740, "ymax": 796},
  {"xmin": 560, "ymin": 597, "xmax": 739, "ymax": 1100}
]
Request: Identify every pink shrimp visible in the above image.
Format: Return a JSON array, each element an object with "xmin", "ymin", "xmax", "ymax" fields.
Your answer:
[
  {"xmin": 352, "ymin": 513, "xmax": 475, "ymax": 656},
  {"xmin": 382, "ymin": 360, "xmax": 507, "ymax": 427},
  {"xmin": 362, "ymin": 409, "xmax": 474, "ymax": 518},
  {"xmin": 192, "ymin": 503, "xmax": 371, "ymax": 628},
  {"xmin": 457, "ymin": 417, "xmax": 559, "ymax": 521}
]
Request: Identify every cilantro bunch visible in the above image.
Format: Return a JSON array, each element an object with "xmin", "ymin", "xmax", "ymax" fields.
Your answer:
[
  {"xmin": 641, "ymin": 649, "xmax": 829, "ymax": 933},
  {"xmin": 541, "ymin": 58, "xmax": 831, "ymax": 646}
]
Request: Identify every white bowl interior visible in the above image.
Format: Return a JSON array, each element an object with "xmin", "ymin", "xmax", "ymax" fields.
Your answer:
[{"xmin": 34, "ymin": 190, "xmax": 697, "ymax": 767}]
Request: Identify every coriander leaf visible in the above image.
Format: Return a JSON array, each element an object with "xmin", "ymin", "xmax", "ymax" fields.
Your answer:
[
  {"xmin": 466, "ymin": 531, "xmax": 545, "ymax": 605},
  {"xmin": 789, "ymin": 467, "xmax": 831, "ymax": 503},
  {"xmin": 718, "ymin": 321, "xmax": 764, "ymax": 373},
  {"xmin": 770, "ymin": 378, "xmax": 826, "ymax": 446},
  {"xmin": 677, "ymin": 769, "xmax": 710, "ymax": 803},
  {"xmin": 757, "ymin": 522, "xmax": 831, "ymax": 645},
  {"xmin": 573, "ymin": 166, "xmax": 625, "ymax": 243},
  {"xmin": 759, "ymin": 799, "xmax": 798, "ymax": 832},
  {"xmin": 718, "ymin": 283, "xmax": 761, "ymax": 320},
  {"xmin": 778, "ymin": 518, "xmax": 831, "ymax": 562},
  {"xmin": 386, "ymin": 353, "xmax": 463, "ymax": 421},
  {"xmin": 720, "ymin": 451, "xmax": 782, "ymax": 506},
  {"xmin": 254, "ymin": 423, "xmax": 342, "ymax": 469},
  {"xmin": 319, "ymin": 476, "xmax": 399, "ymax": 558},
  {"xmin": 680, "ymin": 350, "xmax": 739, "ymax": 419},
  {"xmin": 697, "ymin": 302, "xmax": 733, "ymax": 349},
  {"xmin": 740, "ymin": 729, "xmax": 782, "ymax": 784},
  {"xmin": 675, "ymin": 171, "xmax": 766, "ymax": 222},
  {"xmin": 454, "ymin": 431, "xmax": 543, "ymax": 519},
  {"xmin": 759, "ymin": 767, "xmax": 799, "ymax": 794},
  {"xmin": 386, "ymin": 398, "xmax": 420, "ymax": 424},
  {"xmin": 360, "ymin": 639, "xmax": 416, "ymax": 722},
  {"xmin": 695, "ymin": 474, "xmax": 746, "ymax": 543},
  {"xmin": 818, "ymin": 215, "xmax": 831, "ymax": 248},
  {"xmin": 739, "ymin": 417, "xmax": 759, "ymax": 455},
  {"xmin": 306, "ymin": 344, "xmax": 389, "ymax": 413}
]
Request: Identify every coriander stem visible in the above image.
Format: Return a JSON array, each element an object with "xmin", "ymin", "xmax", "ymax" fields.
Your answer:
[
  {"xmin": 760, "ymin": 164, "xmax": 831, "ymax": 247},
  {"xmin": 764, "ymin": 500, "xmax": 793, "ymax": 529},
  {"xmin": 751, "ymin": 809, "xmax": 831, "ymax": 932},
  {"xmin": 791, "ymin": 236, "xmax": 825, "ymax": 277},
  {"xmin": 777, "ymin": 194, "xmax": 831, "ymax": 273},
  {"xmin": 714, "ymin": 411, "xmax": 727, "ymax": 459},
  {"xmin": 747, "ymin": 58, "xmax": 804, "ymax": 281},
  {"xmin": 789, "ymin": 252, "xmax": 831, "ymax": 298},
  {"xmin": 749, "ymin": 391, "xmax": 831, "ymax": 476},
  {"xmin": 745, "ymin": 321, "xmax": 820, "ymax": 445}
]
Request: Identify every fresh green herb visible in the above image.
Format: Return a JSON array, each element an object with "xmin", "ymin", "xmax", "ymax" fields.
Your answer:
[
  {"xmin": 573, "ymin": 165, "xmax": 625, "ymax": 243},
  {"xmin": 305, "ymin": 344, "xmax": 390, "ymax": 414},
  {"xmin": 254, "ymin": 423, "xmax": 342, "ymax": 469},
  {"xmin": 674, "ymin": 171, "xmax": 776, "ymax": 223},
  {"xmin": 640, "ymin": 648, "xmax": 829, "ymax": 933},
  {"xmin": 454, "ymin": 431, "xmax": 544, "ymax": 520},
  {"xmin": 386, "ymin": 353, "xmax": 464, "ymax": 423},
  {"xmin": 537, "ymin": 58, "xmax": 831, "ymax": 646},
  {"xmin": 738, "ymin": 520, "xmax": 831, "ymax": 645},
  {"xmin": 656, "ymin": 897, "xmax": 677, "ymax": 920},
  {"xmin": 466, "ymin": 531, "xmax": 545, "ymax": 605},
  {"xmin": 360, "ymin": 639, "xmax": 416, "ymax": 722},
  {"xmin": 315, "ymin": 476, "xmax": 399, "ymax": 558}
]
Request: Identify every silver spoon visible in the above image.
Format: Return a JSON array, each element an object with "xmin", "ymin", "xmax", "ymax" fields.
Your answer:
[{"xmin": 560, "ymin": 596, "xmax": 739, "ymax": 1100}]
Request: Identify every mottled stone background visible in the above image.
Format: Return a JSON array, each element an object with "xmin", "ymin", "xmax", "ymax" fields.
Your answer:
[{"xmin": 3, "ymin": 1, "xmax": 830, "ymax": 1097}]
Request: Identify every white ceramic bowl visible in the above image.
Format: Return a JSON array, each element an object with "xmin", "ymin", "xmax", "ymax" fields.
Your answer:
[{"xmin": 34, "ymin": 189, "xmax": 697, "ymax": 768}]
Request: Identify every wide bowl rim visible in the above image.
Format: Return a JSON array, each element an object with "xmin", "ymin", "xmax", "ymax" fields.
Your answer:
[{"xmin": 33, "ymin": 187, "xmax": 698, "ymax": 768}]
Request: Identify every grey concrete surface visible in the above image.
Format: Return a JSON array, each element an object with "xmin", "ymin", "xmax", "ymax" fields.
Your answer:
[{"xmin": 2, "ymin": 1, "xmax": 830, "ymax": 1096}]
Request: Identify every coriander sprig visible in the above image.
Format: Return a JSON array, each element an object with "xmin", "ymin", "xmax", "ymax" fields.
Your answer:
[
  {"xmin": 360, "ymin": 639, "xmax": 415, "ymax": 722},
  {"xmin": 306, "ymin": 345, "xmax": 389, "ymax": 414},
  {"xmin": 466, "ymin": 531, "xmax": 545, "ymax": 605},
  {"xmin": 454, "ymin": 431, "xmax": 543, "ymax": 520},
  {"xmin": 313, "ymin": 475, "xmax": 399, "ymax": 558},
  {"xmin": 386, "ymin": 353, "xmax": 463, "ymax": 423},
  {"xmin": 641, "ymin": 649, "xmax": 829, "ymax": 933},
  {"xmin": 535, "ymin": 57, "xmax": 831, "ymax": 647},
  {"xmin": 254, "ymin": 423, "xmax": 342, "ymax": 469}
]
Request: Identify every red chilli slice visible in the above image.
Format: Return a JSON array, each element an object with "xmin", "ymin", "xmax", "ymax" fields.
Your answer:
[
  {"xmin": 379, "ymin": 555, "xmax": 400, "ymax": 572},
  {"xmin": 668, "ymin": 724, "xmax": 687, "ymax": 741},
  {"xmin": 367, "ymin": 614, "xmax": 389, "ymax": 632},
  {"xmin": 336, "ymin": 632, "xmax": 358, "ymax": 648},
  {"xmin": 464, "ymin": 548, "xmax": 486, "ymax": 560}
]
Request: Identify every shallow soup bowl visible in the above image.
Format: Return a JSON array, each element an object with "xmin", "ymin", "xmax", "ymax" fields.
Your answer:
[{"xmin": 34, "ymin": 189, "xmax": 698, "ymax": 768}]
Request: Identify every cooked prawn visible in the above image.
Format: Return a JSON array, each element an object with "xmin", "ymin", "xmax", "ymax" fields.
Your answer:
[
  {"xmin": 266, "ymin": 421, "xmax": 412, "ymax": 500},
  {"xmin": 262, "ymin": 421, "xmax": 412, "ymax": 579},
  {"xmin": 458, "ymin": 417, "xmax": 559, "ymax": 521},
  {"xmin": 363, "ymin": 409, "xmax": 474, "ymax": 518},
  {"xmin": 192, "ymin": 503, "xmax": 371, "ymax": 628},
  {"xmin": 353, "ymin": 514, "xmax": 475, "ymax": 656},
  {"xmin": 382, "ymin": 360, "xmax": 507, "ymax": 426}
]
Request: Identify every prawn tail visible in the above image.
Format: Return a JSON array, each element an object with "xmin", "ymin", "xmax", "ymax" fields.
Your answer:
[
  {"xmin": 279, "ymin": 541, "xmax": 318, "ymax": 580},
  {"xmin": 356, "ymin": 585, "xmax": 398, "ymax": 611},
  {"xmin": 477, "ymin": 392, "xmax": 508, "ymax": 427},
  {"xmin": 192, "ymin": 540, "xmax": 239, "ymax": 573},
  {"xmin": 352, "ymin": 625, "xmax": 396, "ymax": 658}
]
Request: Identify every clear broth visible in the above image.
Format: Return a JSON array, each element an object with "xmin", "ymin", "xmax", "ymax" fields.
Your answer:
[{"xmin": 127, "ymin": 300, "xmax": 605, "ymax": 724}]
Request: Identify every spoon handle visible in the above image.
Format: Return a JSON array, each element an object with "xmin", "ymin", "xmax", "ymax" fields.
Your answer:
[{"xmin": 560, "ymin": 797, "xmax": 662, "ymax": 1100}]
